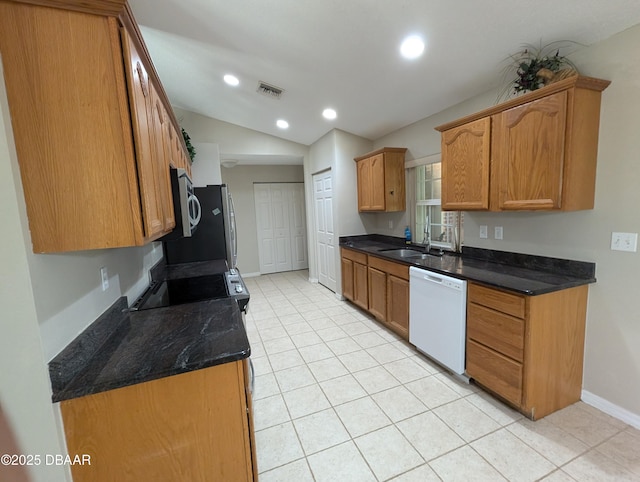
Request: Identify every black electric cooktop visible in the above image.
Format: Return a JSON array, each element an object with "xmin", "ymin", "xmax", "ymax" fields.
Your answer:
[{"xmin": 134, "ymin": 274, "xmax": 229, "ymax": 311}]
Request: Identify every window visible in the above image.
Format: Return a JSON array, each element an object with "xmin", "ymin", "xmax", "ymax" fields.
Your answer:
[{"xmin": 408, "ymin": 155, "xmax": 462, "ymax": 251}]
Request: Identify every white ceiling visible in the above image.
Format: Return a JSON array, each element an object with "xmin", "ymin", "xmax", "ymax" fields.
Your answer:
[{"xmin": 129, "ymin": 0, "xmax": 640, "ymax": 149}]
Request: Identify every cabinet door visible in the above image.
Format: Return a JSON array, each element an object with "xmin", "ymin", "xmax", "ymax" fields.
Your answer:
[
  {"xmin": 441, "ymin": 117, "xmax": 491, "ymax": 210},
  {"xmin": 149, "ymin": 84, "xmax": 176, "ymax": 231},
  {"xmin": 369, "ymin": 154, "xmax": 386, "ymax": 210},
  {"xmin": 357, "ymin": 158, "xmax": 373, "ymax": 211},
  {"xmin": 368, "ymin": 267, "xmax": 387, "ymax": 321},
  {"xmin": 494, "ymin": 91, "xmax": 567, "ymax": 210},
  {"xmin": 341, "ymin": 257, "xmax": 354, "ymax": 301},
  {"xmin": 61, "ymin": 362, "xmax": 254, "ymax": 482},
  {"xmin": 387, "ymin": 275, "xmax": 409, "ymax": 338},
  {"xmin": 467, "ymin": 339, "xmax": 523, "ymax": 406},
  {"xmin": 353, "ymin": 262, "xmax": 369, "ymax": 310},
  {"xmin": 121, "ymin": 29, "xmax": 167, "ymax": 239}
]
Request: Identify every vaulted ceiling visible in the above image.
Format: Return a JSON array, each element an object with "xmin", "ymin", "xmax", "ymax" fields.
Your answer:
[{"xmin": 129, "ymin": 0, "xmax": 640, "ymax": 147}]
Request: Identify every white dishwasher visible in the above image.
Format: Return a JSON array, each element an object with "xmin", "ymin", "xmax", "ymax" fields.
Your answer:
[{"xmin": 409, "ymin": 266, "xmax": 467, "ymax": 375}]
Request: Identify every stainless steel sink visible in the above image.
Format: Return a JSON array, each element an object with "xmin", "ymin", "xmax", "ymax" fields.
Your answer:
[{"xmin": 379, "ymin": 248, "xmax": 424, "ymax": 258}]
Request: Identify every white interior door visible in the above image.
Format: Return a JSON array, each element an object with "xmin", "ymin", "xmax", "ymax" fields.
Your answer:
[
  {"xmin": 270, "ymin": 184, "xmax": 293, "ymax": 273},
  {"xmin": 313, "ymin": 170, "xmax": 336, "ymax": 292},
  {"xmin": 254, "ymin": 183, "xmax": 308, "ymax": 274},
  {"xmin": 254, "ymin": 184, "xmax": 276, "ymax": 273}
]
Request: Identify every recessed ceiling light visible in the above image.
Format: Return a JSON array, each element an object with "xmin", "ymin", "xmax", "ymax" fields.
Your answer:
[
  {"xmin": 323, "ymin": 108, "xmax": 337, "ymax": 120},
  {"xmin": 400, "ymin": 35, "xmax": 425, "ymax": 59},
  {"xmin": 223, "ymin": 74, "xmax": 239, "ymax": 86},
  {"xmin": 276, "ymin": 119, "xmax": 289, "ymax": 129}
]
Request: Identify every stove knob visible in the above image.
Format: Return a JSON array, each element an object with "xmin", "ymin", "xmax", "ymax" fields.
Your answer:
[{"xmin": 235, "ymin": 285, "xmax": 244, "ymax": 293}]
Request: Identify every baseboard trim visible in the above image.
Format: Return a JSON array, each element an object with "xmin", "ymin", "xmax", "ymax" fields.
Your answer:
[
  {"xmin": 582, "ymin": 390, "xmax": 640, "ymax": 429},
  {"xmin": 240, "ymin": 272, "xmax": 261, "ymax": 278},
  {"xmin": 308, "ymin": 277, "xmax": 319, "ymax": 283}
]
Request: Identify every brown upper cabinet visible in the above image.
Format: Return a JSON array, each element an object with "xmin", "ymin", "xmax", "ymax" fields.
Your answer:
[
  {"xmin": 436, "ymin": 76, "xmax": 610, "ymax": 211},
  {"xmin": 0, "ymin": 0, "xmax": 191, "ymax": 252},
  {"xmin": 354, "ymin": 147, "xmax": 407, "ymax": 212}
]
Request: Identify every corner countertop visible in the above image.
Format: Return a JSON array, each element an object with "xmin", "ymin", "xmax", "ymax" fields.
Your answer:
[
  {"xmin": 49, "ymin": 263, "xmax": 249, "ymax": 403},
  {"xmin": 340, "ymin": 235, "xmax": 596, "ymax": 295}
]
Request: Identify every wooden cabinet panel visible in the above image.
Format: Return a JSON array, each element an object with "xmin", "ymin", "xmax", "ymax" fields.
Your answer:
[
  {"xmin": 341, "ymin": 257, "xmax": 354, "ymax": 301},
  {"xmin": 354, "ymin": 148, "xmax": 407, "ymax": 212},
  {"xmin": 369, "ymin": 154, "xmax": 386, "ymax": 210},
  {"xmin": 149, "ymin": 84, "xmax": 176, "ymax": 231},
  {"xmin": 0, "ymin": 1, "xmax": 192, "ymax": 252},
  {"xmin": 466, "ymin": 282, "xmax": 589, "ymax": 420},
  {"xmin": 340, "ymin": 249, "xmax": 409, "ymax": 340},
  {"xmin": 0, "ymin": 5, "xmax": 143, "ymax": 252},
  {"xmin": 494, "ymin": 92, "xmax": 567, "ymax": 210},
  {"xmin": 441, "ymin": 117, "xmax": 491, "ymax": 210},
  {"xmin": 436, "ymin": 76, "xmax": 609, "ymax": 212},
  {"xmin": 467, "ymin": 339, "xmax": 523, "ymax": 406},
  {"xmin": 121, "ymin": 27, "xmax": 167, "ymax": 240},
  {"xmin": 368, "ymin": 267, "xmax": 387, "ymax": 321},
  {"xmin": 61, "ymin": 361, "xmax": 255, "ymax": 482},
  {"xmin": 368, "ymin": 255, "xmax": 409, "ymax": 280},
  {"xmin": 387, "ymin": 275, "xmax": 409, "ymax": 338},
  {"xmin": 467, "ymin": 304, "xmax": 524, "ymax": 362},
  {"xmin": 342, "ymin": 247, "xmax": 368, "ymax": 265},
  {"xmin": 353, "ymin": 261, "xmax": 369, "ymax": 310},
  {"xmin": 357, "ymin": 158, "xmax": 373, "ymax": 210},
  {"xmin": 468, "ymin": 283, "xmax": 525, "ymax": 318}
]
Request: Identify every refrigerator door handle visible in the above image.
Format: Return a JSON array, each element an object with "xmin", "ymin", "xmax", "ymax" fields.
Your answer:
[{"xmin": 229, "ymin": 193, "xmax": 238, "ymax": 267}]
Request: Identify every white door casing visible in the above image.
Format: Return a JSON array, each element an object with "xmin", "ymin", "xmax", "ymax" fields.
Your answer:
[{"xmin": 313, "ymin": 170, "xmax": 336, "ymax": 292}]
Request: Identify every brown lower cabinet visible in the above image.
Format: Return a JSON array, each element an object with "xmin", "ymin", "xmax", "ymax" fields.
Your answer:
[
  {"xmin": 466, "ymin": 282, "xmax": 589, "ymax": 419},
  {"xmin": 341, "ymin": 248, "xmax": 410, "ymax": 340},
  {"xmin": 60, "ymin": 360, "xmax": 257, "ymax": 481}
]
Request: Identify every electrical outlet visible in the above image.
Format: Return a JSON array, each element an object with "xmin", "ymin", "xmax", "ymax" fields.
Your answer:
[
  {"xmin": 388, "ymin": 220, "xmax": 393, "ymax": 229},
  {"xmin": 495, "ymin": 226, "xmax": 503, "ymax": 240},
  {"xmin": 479, "ymin": 225, "xmax": 488, "ymax": 239},
  {"xmin": 611, "ymin": 232, "xmax": 638, "ymax": 252},
  {"xmin": 100, "ymin": 266, "xmax": 109, "ymax": 291}
]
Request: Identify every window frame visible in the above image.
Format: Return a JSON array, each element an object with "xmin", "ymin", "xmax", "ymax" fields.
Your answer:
[{"xmin": 406, "ymin": 153, "xmax": 462, "ymax": 252}]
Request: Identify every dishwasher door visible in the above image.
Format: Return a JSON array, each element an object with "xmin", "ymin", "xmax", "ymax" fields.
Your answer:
[{"xmin": 409, "ymin": 267, "xmax": 467, "ymax": 375}]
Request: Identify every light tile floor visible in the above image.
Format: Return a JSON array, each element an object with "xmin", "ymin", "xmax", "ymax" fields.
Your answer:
[{"xmin": 244, "ymin": 271, "xmax": 640, "ymax": 481}]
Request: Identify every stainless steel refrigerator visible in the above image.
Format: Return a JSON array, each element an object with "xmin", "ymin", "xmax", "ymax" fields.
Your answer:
[{"xmin": 163, "ymin": 184, "xmax": 237, "ymax": 269}]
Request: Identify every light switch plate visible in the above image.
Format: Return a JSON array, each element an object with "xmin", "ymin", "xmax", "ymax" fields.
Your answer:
[
  {"xmin": 479, "ymin": 225, "xmax": 488, "ymax": 239},
  {"xmin": 611, "ymin": 232, "xmax": 638, "ymax": 252},
  {"xmin": 495, "ymin": 226, "xmax": 503, "ymax": 240}
]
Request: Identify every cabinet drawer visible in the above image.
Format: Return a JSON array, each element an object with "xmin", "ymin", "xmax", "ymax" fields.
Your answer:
[
  {"xmin": 468, "ymin": 283, "xmax": 525, "ymax": 318},
  {"xmin": 341, "ymin": 248, "xmax": 368, "ymax": 265},
  {"xmin": 368, "ymin": 255, "xmax": 409, "ymax": 280},
  {"xmin": 466, "ymin": 339, "xmax": 523, "ymax": 406},
  {"xmin": 467, "ymin": 304, "xmax": 524, "ymax": 362}
]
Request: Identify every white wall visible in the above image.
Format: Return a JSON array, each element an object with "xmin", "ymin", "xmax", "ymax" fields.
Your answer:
[
  {"xmin": 304, "ymin": 129, "xmax": 373, "ymax": 286},
  {"xmin": 374, "ymin": 25, "xmax": 640, "ymax": 421},
  {"xmin": 174, "ymin": 107, "xmax": 309, "ymax": 160},
  {"xmin": 1, "ymin": 55, "xmax": 164, "ymax": 481},
  {"xmin": 221, "ymin": 165, "xmax": 305, "ymax": 275},
  {"xmin": 190, "ymin": 142, "xmax": 221, "ymax": 186}
]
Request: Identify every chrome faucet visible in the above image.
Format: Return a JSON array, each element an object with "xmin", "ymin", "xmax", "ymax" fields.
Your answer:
[{"xmin": 423, "ymin": 225, "xmax": 431, "ymax": 253}]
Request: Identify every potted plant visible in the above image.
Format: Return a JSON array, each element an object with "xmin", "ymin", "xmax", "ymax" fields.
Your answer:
[
  {"xmin": 497, "ymin": 41, "xmax": 580, "ymax": 102},
  {"xmin": 181, "ymin": 127, "xmax": 196, "ymax": 163}
]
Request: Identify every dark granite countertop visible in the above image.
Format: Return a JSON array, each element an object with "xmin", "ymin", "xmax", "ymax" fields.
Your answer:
[
  {"xmin": 49, "ymin": 294, "xmax": 250, "ymax": 403},
  {"xmin": 340, "ymin": 235, "xmax": 596, "ymax": 295}
]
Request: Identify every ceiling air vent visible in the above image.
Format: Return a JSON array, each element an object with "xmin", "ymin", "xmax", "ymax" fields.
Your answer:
[{"xmin": 257, "ymin": 81, "xmax": 284, "ymax": 100}]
